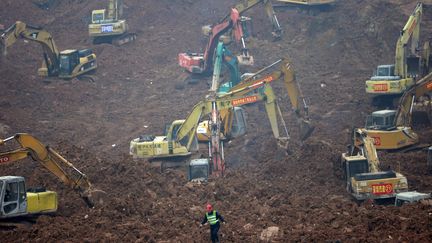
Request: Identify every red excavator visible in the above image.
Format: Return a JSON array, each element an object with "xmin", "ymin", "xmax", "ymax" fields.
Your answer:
[{"xmin": 178, "ymin": 0, "xmax": 282, "ymax": 76}]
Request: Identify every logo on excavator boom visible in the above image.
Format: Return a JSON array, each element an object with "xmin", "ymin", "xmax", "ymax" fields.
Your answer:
[
  {"xmin": 0, "ymin": 156, "xmax": 10, "ymax": 163},
  {"xmin": 232, "ymin": 95, "xmax": 258, "ymax": 106}
]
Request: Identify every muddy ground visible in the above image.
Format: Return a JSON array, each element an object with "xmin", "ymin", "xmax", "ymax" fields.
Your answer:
[{"xmin": 1, "ymin": 0, "xmax": 432, "ymax": 242}]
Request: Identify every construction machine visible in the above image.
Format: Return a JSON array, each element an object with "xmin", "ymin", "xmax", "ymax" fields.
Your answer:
[
  {"xmin": 191, "ymin": 56, "xmax": 314, "ymax": 178},
  {"xmin": 198, "ymin": 58, "xmax": 314, "ymax": 143},
  {"xmin": 1, "ymin": 21, "xmax": 97, "ymax": 80},
  {"xmin": 130, "ymin": 61, "xmax": 295, "ymax": 159},
  {"xmin": 340, "ymin": 129, "xmax": 408, "ymax": 201},
  {"xmin": 0, "ymin": 133, "xmax": 98, "ymax": 219},
  {"xmin": 210, "ymin": 41, "xmax": 242, "ymax": 94},
  {"xmin": 178, "ymin": 0, "xmax": 282, "ymax": 75},
  {"xmin": 395, "ymin": 191, "xmax": 431, "ymax": 206},
  {"xmin": 360, "ymin": 71, "xmax": 432, "ymax": 150},
  {"xmin": 88, "ymin": 0, "xmax": 136, "ymax": 46},
  {"xmin": 365, "ymin": 3, "xmax": 431, "ymax": 100}
]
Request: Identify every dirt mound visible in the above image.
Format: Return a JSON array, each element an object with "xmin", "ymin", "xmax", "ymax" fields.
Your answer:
[{"xmin": 1, "ymin": 0, "xmax": 432, "ymax": 241}]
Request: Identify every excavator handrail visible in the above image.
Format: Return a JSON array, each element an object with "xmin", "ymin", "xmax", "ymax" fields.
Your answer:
[{"xmin": 0, "ymin": 133, "xmax": 94, "ymax": 207}]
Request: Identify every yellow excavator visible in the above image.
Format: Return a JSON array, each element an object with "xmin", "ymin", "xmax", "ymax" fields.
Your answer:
[
  {"xmin": 339, "ymin": 129, "xmax": 408, "ymax": 200},
  {"xmin": 88, "ymin": 0, "xmax": 136, "ymax": 46},
  {"xmin": 130, "ymin": 58, "xmax": 313, "ymax": 159},
  {"xmin": 360, "ymin": 70, "xmax": 432, "ymax": 150},
  {"xmin": 365, "ymin": 3, "xmax": 431, "ymax": 102},
  {"xmin": 0, "ymin": 133, "xmax": 98, "ymax": 219},
  {"xmin": 197, "ymin": 58, "xmax": 313, "ymax": 142},
  {"xmin": 0, "ymin": 21, "xmax": 97, "ymax": 80}
]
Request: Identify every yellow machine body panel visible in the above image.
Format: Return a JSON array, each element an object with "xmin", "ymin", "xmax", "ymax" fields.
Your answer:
[
  {"xmin": 341, "ymin": 153, "xmax": 408, "ymax": 200},
  {"xmin": 26, "ymin": 191, "xmax": 58, "ymax": 214},
  {"xmin": 362, "ymin": 127, "xmax": 418, "ymax": 150},
  {"xmin": 365, "ymin": 77, "xmax": 414, "ymax": 95},
  {"xmin": 130, "ymin": 136, "xmax": 191, "ymax": 159},
  {"xmin": 350, "ymin": 173, "xmax": 408, "ymax": 200}
]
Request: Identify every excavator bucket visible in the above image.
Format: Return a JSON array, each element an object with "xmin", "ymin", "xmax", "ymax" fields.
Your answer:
[
  {"xmin": 81, "ymin": 188, "xmax": 107, "ymax": 208},
  {"xmin": 299, "ymin": 119, "xmax": 315, "ymax": 141},
  {"xmin": 237, "ymin": 54, "xmax": 254, "ymax": 66}
]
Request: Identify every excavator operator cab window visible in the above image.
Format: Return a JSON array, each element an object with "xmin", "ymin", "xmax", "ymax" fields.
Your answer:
[
  {"xmin": 3, "ymin": 181, "xmax": 19, "ymax": 214},
  {"xmin": 376, "ymin": 65, "xmax": 395, "ymax": 77},
  {"xmin": 92, "ymin": 12, "xmax": 105, "ymax": 24},
  {"xmin": 170, "ymin": 123, "xmax": 181, "ymax": 141},
  {"xmin": 347, "ymin": 159, "xmax": 369, "ymax": 178},
  {"xmin": 365, "ymin": 111, "xmax": 396, "ymax": 130},
  {"xmin": 59, "ymin": 51, "xmax": 79, "ymax": 76}
]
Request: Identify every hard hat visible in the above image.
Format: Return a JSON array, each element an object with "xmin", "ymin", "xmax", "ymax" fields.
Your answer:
[{"xmin": 206, "ymin": 203, "xmax": 213, "ymax": 212}]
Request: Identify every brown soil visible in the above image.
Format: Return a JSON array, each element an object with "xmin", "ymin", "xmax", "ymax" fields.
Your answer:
[{"xmin": 1, "ymin": 0, "xmax": 432, "ymax": 242}]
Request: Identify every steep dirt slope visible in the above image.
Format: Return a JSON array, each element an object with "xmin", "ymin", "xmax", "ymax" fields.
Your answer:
[{"xmin": 1, "ymin": 0, "xmax": 432, "ymax": 241}]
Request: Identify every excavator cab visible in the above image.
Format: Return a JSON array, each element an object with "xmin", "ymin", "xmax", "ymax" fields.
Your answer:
[
  {"xmin": 0, "ymin": 176, "xmax": 27, "ymax": 218},
  {"xmin": 196, "ymin": 107, "xmax": 247, "ymax": 142},
  {"xmin": 59, "ymin": 50, "xmax": 80, "ymax": 76},
  {"xmin": 371, "ymin": 65, "xmax": 398, "ymax": 80},
  {"xmin": 92, "ymin": 9, "xmax": 108, "ymax": 24},
  {"xmin": 58, "ymin": 49, "xmax": 96, "ymax": 79},
  {"xmin": 0, "ymin": 176, "xmax": 57, "ymax": 219},
  {"xmin": 188, "ymin": 159, "xmax": 210, "ymax": 182},
  {"xmin": 342, "ymin": 155, "xmax": 369, "ymax": 180},
  {"xmin": 365, "ymin": 110, "xmax": 396, "ymax": 130}
]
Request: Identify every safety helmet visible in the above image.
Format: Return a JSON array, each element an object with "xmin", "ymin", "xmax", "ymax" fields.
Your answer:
[{"xmin": 206, "ymin": 203, "xmax": 213, "ymax": 212}]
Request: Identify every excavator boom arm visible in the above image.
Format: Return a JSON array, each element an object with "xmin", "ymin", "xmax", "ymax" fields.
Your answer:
[
  {"xmin": 0, "ymin": 133, "xmax": 94, "ymax": 207},
  {"xmin": 1, "ymin": 21, "xmax": 60, "ymax": 74},
  {"xmin": 395, "ymin": 71, "xmax": 432, "ymax": 127},
  {"xmin": 230, "ymin": 58, "xmax": 313, "ymax": 139},
  {"xmin": 395, "ymin": 2, "xmax": 422, "ymax": 77},
  {"xmin": 175, "ymin": 78, "xmax": 289, "ymax": 148},
  {"xmin": 352, "ymin": 129, "xmax": 380, "ymax": 173},
  {"xmin": 221, "ymin": 0, "xmax": 281, "ymax": 36}
]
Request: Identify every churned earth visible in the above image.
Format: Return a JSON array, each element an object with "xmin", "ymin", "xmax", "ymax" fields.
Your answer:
[{"xmin": 0, "ymin": 0, "xmax": 432, "ymax": 241}]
